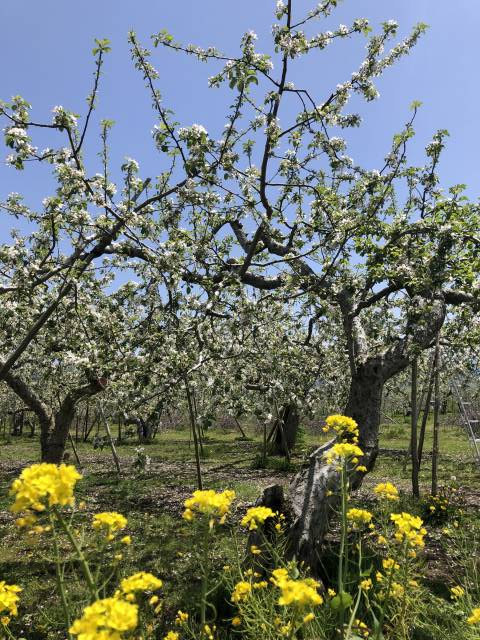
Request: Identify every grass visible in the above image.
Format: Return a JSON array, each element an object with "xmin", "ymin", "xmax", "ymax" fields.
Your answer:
[{"xmin": 0, "ymin": 415, "xmax": 479, "ymax": 638}]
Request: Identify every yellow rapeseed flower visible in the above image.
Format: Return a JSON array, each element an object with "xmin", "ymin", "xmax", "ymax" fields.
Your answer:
[
  {"xmin": 175, "ymin": 610, "xmax": 188, "ymax": 625},
  {"xmin": 231, "ymin": 581, "xmax": 252, "ymax": 603},
  {"xmin": 467, "ymin": 608, "xmax": 480, "ymax": 625},
  {"xmin": 241, "ymin": 506, "xmax": 276, "ymax": 530},
  {"xmin": 360, "ymin": 579, "xmax": 372, "ymax": 591},
  {"xmin": 323, "ymin": 415, "xmax": 359, "ymax": 439},
  {"xmin": 324, "ymin": 443, "xmax": 364, "ymax": 465},
  {"xmin": 450, "ymin": 585, "xmax": 465, "ymax": 600},
  {"xmin": 10, "ymin": 463, "xmax": 82, "ymax": 513},
  {"xmin": 253, "ymin": 581, "xmax": 268, "ymax": 590},
  {"xmin": 270, "ymin": 568, "xmax": 289, "ymax": 586},
  {"xmin": 374, "ymin": 482, "xmax": 399, "ymax": 501},
  {"xmin": 69, "ymin": 597, "xmax": 138, "ymax": 638},
  {"xmin": 346, "ymin": 508, "xmax": 373, "ymax": 526},
  {"xmin": 0, "ymin": 582, "xmax": 22, "ymax": 619},
  {"xmin": 231, "ymin": 616, "xmax": 242, "ymax": 627},
  {"xmin": 92, "ymin": 512, "xmax": 127, "ymax": 535},
  {"xmin": 182, "ymin": 489, "xmax": 235, "ymax": 524},
  {"xmin": 15, "ymin": 514, "xmax": 37, "ymax": 528},
  {"xmin": 121, "ymin": 535, "xmax": 132, "ymax": 545},
  {"xmin": 164, "ymin": 632, "xmax": 180, "ymax": 640},
  {"xmin": 353, "ymin": 619, "xmax": 369, "ymax": 638},
  {"xmin": 204, "ymin": 623, "xmax": 215, "ymax": 640},
  {"xmin": 120, "ymin": 572, "xmax": 163, "ymax": 594},
  {"xmin": 390, "ymin": 512, "xmax": 426, "ymax": 548},
  {"xmin": 382, "ymin": 558, "xmax": 400, "ymax": 571},
  {"xmin": 270, "ymin": 569, "xmax": 323, "ymax": 607},
  {"xmin": 391, "ymin": 582, "xmax": 404, "ymax": 599}
]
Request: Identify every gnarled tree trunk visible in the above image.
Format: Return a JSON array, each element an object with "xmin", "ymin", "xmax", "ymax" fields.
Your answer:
[
  {"xmin": 254, "ymin": 296, "xmax": 447, "ymax": 574},
  {"xmin": 3, "ymin": 369, "xmax": 106, "ymax": 464},
  {"xmin": 42, "ymin": 379, "xmax": 107, "ymax": 462},
  {"xmin": 268, "ymin": 403, "xmax": 299, "ymax": 457}
]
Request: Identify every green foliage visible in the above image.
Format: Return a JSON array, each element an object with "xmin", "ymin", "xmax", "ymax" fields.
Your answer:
[{"xmin": 92, "ymin": 38, "xmax": 111, "ymax": 55}]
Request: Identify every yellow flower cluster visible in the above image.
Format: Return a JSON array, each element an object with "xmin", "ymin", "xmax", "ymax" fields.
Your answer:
[
  {"xmin": 231, "ymin": 581, "xmax": 252, "ymax": 603},
  {"xmin": 374, "ymin": 482, "xmax": 399, "ymax": 501},
  {"xmin": 164, "ymin": 632, "xmax": 179, "ymax": 640},
  {"xmin": 450, "ymin": 585, "xmax": 465, "ymax": 600},
  {"xmin": 241, "ymin": 506, "xmax": 275, "ymax": 530},
  {"xmin": 120, "ymin": 572, "xmax": 163, "ymax": 594},
  {"xmin": 253, "ymin": 580, "xmax": 268, "ymax": 590},
  {"xmin": 92, "ymin": 512, "xmax": 128, "ymax": 537},
  {"xmin": 324, "ymin": 442, "xmax": 364, "ymax": 465},
  {"xmin": 360, "ymin": 578, "xmax": 372, "ymax": 591},
  {"xmin": 391, "ymin": 582, "xmax": 404, "ymax": 599},
  {"xmin": 69, "ymin": 596, "xmax": 138, "ymax": 639},
  {"xmin": 270, "ymin": 569, "xmax": 323, "ymax": 608},
  {"xmin": 0, "ymin": 581, "xmax": 22, "ymax": 624},
  {"xmin": 352, "ymin": 619, "xmax": 369, "ymax": 638},
  {"xmin": 467, "ymin": 608, "xmax": 480, "ymax": 625},
  {"xmin": 175, "ymin": 610, "xmax": 188, "ymax": 625},
  {"xmin": 390, "ymin": 512, "xmax": 427, "ymax": 548},
  {"xmin": 182, "ymin": 489, "xmax": 235, "ymax": 524},
  {"xmin": 203, "ymin": 623, "xmax": 216, "ymax": 640},
  {"xmin": 426, "ymin": 492, "xmax": 450, "ymax": 515},
  {"xmin": 14, "ymin": 513, "xmax": 38, "ymax": 529},
  {"xmin": 323, "ymin": 415, "xmax": 359, "ymax": 439},
  {"xmin": 10, "ymin": 463, "xmax": 82, "ymax": 513},
  {"xmin": 382, "ymin": 558, "xmax": 399, "ymax": 571},
  {"xmin": 346, "ymin": 508, "xmax": 373, "ymax": 526}
]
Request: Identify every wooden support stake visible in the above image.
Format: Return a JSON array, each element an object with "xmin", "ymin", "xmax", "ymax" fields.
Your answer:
[
  {"xmin": 411, "ymin": 358, "xmax": 420, "ymax": 499},
  {"xmin": 185, "ymin": 377, "xmax": 203, "ymax": 490},
  {"xmin": 99, "ymin": 406, "xmax": 121, "ymax": 475},
  {"xmin": 68, "ymin": 433, "xmax": 82, "ymax": 469}
]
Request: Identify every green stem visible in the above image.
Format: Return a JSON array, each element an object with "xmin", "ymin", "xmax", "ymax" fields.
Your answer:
[
  {"xmin": 345, "ymin": 588, "xmax": 362, "ymax": 639},
  {"xmin": 49, "ymin": 513, "xmax": 72, "ymax": 637},
  {"xmin": 200, "ymin": 526, "xmax": 211, "ymax": 626},
  {"xmin": 373, "ymin": 543, "xmax": 405, "ymax": 640},
  {"xmin": 338, "ymin": 463, "xmax": 346, "ymax": 594},
  {"xmin": 338, "ymin": 460, "xmax": 349, "ymax": 638},
  {"xmin": 1, "ymin": 622, "xmax": 17, "ymax": 640},
  {"xmin": 53, "ymin": 507, "xmax": 98, "ymax": 600}
]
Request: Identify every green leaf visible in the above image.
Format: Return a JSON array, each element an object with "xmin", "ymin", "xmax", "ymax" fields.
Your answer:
[
  {"xmin": 93, "ymin": 38, "xmax": 111, "ymax": 55},
  {"xmin": 330, "ymin": 591, "xmax": 353, "ymax": 610}
]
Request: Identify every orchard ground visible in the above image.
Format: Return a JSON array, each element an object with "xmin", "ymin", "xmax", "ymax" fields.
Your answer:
[{"xmin": 0, "ymin": 416, "xmax": 479, "ymax": 639}]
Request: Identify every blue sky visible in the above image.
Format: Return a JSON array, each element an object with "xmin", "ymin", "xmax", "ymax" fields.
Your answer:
[{"xmin": 0, "ymin": 0, "xmax": 478, "ymax": 223}]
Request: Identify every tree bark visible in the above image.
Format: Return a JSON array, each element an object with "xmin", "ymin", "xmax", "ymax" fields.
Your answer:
[
  {"xmin": 41, "ymin": 379, "xmax": 107, "ymax": 463},
  {"xmin": 2, "ymin": 368, "xmax": 106, "ymax": 463},
  {"xmin": 268, "ymin": 403, "xmax": 299, "ymax": 457},
  {"xmin": 343, "ymin": 367, "xmax": 384, "ymax": 470}
]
